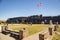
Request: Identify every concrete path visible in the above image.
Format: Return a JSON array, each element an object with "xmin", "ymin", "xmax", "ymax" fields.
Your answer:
[
  {"xmin": 0, "ymin": 25, "xmax": 15, "ymax": 40},
  {"xmin": 56, "ymin": 31, "xmax": 60, "ymax": 34},
  {"xmin": 23, "ymin": 29, "xmax": 55, "ymax": 40},
  {"xmin": 0, "ymin": 33, "xmax": 15, "ymax": 40},
  {"xmin": 22, "ymin": 29, "xmax": 49, "ymax": 40}
]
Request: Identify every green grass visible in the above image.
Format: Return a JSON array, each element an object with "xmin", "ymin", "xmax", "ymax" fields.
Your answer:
[
  {"xmin": 52, "ymin": 25, "xmax": 60, "ymax": 40},
  {"xmin": 57, "ymin": 25, "xmax": 60, "ymax": 32},
  {"xmin": 52, "ymin": 33, "xmax": 60, "ymax": 40},
  {"xmin": 8, "ymin": 24, "xmax": 49, "ymax": 35},
  {"xmin": 0, "ymin": 24, "xmax": 4, "ymax": 26}
]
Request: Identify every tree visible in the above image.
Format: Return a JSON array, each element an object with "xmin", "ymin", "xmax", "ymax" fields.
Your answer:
[{"xmin": 40, "ymin": 14, "xmax": 42, "ymax": 18}]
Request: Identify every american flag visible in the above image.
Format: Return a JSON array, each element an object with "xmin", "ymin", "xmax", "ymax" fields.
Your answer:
[{"xmin": 37, "ymin": 3, "xmax": 42, "ymax": 7}]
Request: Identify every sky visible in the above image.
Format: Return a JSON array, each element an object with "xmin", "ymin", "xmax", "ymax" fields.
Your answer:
[{"xmin": 0, "ymin": 0, "xmax": 60, "ymax": 20}]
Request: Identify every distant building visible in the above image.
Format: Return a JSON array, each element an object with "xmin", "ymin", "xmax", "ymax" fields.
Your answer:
[{"xmin": 6, "ymin": 15, "xmax": 60, "ymax": 24}]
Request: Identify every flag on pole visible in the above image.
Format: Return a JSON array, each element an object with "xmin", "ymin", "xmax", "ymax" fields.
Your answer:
[{"xmin": 37, "ymin": 3, "xmax": 42, "ymax": 7}]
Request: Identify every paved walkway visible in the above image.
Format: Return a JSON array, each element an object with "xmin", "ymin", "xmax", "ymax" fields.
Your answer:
[
  {"xmin": 56, "ymin": 31, "xmax": 60, "ymax": 34},
  {"xmin": 0, "ymin": 33, "xmax": 15, "ymax": 40},
  {"xmin": 0, "ymin": 25, "xmax": 15, "ymax": 40},
  {"xmin": 22, "ymin": 29, "xmax": 53, "ymax": 40}
]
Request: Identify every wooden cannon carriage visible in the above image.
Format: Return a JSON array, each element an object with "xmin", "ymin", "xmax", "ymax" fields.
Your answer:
[
  {"xmin": 1, "ymin": 26, "xmax": 11, "ymax": 35},
  {"xmin": 10, "ymin": 28, "xmax": 28, "ymax": 40},
  {"xmin": 1, "ymin": 26, "xmax": 28, "ymax": 40}
]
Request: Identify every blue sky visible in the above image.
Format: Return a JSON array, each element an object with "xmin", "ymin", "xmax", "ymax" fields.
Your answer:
[{"xmin": 0, "ymin": 0, "xmax": 60, "ymax": 20}]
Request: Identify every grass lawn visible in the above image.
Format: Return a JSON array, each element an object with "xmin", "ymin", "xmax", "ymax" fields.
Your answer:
[
  {"xmin": 8, "ymin": 24, "xmax": 49, "ymax": 35},
  {"xmin": 57, "ymin": 25, "xmax": 60, "ymax": 32},
  {"xmin": 0, "ymin": 24, "xmax": 4, "ymax": 26},
  {"xmin": 52, "ymin": 25, "xmax": 60, "ymax": 40},
  {"xmin": 52, "ymin": 33, "xmax": 60, "ymax": 40}
]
